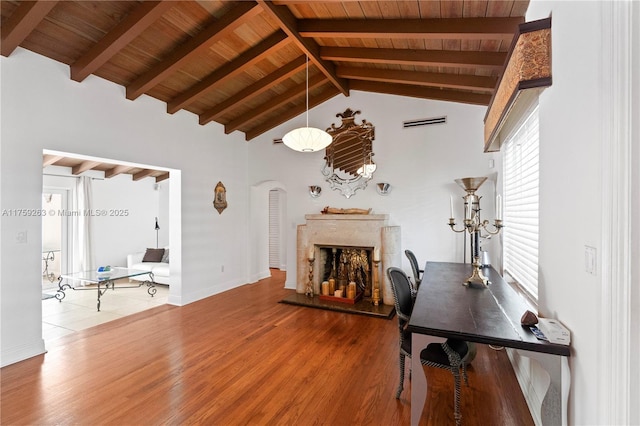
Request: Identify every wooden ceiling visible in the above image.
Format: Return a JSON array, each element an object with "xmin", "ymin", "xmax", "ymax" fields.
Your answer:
[
  {"xmin": 1, "ymin": 1, "xmax": 529, "ymax": 141},
  {"xmin": 43, "ymin": 153, "xmax": 170, "ymax": 182}
]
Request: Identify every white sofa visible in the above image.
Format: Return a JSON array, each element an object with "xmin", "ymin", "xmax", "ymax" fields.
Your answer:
[{"xmin": 127, "ymin": 247, "xmax": 170, "ymax": 285}]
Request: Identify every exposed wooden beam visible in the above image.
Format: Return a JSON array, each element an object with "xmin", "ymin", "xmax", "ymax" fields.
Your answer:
[
  {"xmin": 337, "ymin": 66, "xmax": 497, "ymax": 92},
  {"xmin": 43, "ymin": 154, "xmax": 63, "ymax": 167},
  {"xmin": 104, "ymin": 165, "xmax": 134, "ymax": 179},
  {"xmin": 349, "ymin": 80, "xmax": 491, "ymax": 106},
  {"xmin": 256, "ymin": 0, "xmax": 349, "ymax": 96},
  {"xmin": 320, "ymin": 46, "xmax": 507, "ymax": 70},
  {"xmin": 70, "ymin": 1, "xmax": 174, "ymax": 82},
  {"xmin": 298, "ymin": 17, "xmax": 524, "ymax": 41},
  {"xmin": 245, "ymin": 87, "xmax": 340, "ymax": 140},
  {"xmin": 126, "ymin": 1, "xmax": 261, "ymax": 100},
  {"xmin": 168, "ymin": 31, "xmax": 289, "ymax": 114},
  {"xmin": 155, "ymin": 172, "xmax": 170, "ymax": 183},
  {"xmin": 1, "ymin": 1, "xmax": 59, "ymax": 57},
  {"xmin": 199, "ymin": 55, "xmax": 307, "ymax": 125},
  {"xmin": 72, "ymin": 161, "xmax": 101, "ymax": 175},
  {"xmin": 132, "ymin": 169, "xmax": 155, "ymax": 181},
  {"xmin": 224, "ymin": 73, "xmax": 327, "ymax": 134}
]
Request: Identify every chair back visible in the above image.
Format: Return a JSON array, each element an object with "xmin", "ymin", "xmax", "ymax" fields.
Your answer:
[
  {"xmin": 404, "ymin": 249, "xmax": 422, "ymax": 289},
  {"xmin": 387, "ymin": 267, "xmax": 414, "ymax": 324}
]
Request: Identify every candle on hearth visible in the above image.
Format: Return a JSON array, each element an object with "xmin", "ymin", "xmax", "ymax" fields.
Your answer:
[
  {"xmin": 373, "ymin": 247, "xmax": 380, "ymax": 262},
  {"xmin": 328, "ymin": 278, "xmax": 335, "ymax": 294},
  {"xmin": 322, "ymin": 281, "xmax": 329, "ymax": 296},
  {"xmin": 347, "ymin": 281, "xmax": 356, "ymax": 299},
  {"xmin": 308, "ymin": 245, "xmax": 315, "ymax": 261}
]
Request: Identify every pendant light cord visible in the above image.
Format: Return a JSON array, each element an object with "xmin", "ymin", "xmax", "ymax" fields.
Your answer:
[{"xmin": 305, "ymin": 55, "xmax": 309, "ymax": 128}]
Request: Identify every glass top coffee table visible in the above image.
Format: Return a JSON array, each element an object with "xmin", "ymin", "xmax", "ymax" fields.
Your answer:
[{"xmin": 56, "ymin": 267, "xmax": 157, "ymax": 311}]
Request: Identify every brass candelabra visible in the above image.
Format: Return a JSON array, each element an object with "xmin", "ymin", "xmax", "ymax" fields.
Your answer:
[{"xmin": 448, "ymin": 177, "xmax": 503, "ymax": 287}]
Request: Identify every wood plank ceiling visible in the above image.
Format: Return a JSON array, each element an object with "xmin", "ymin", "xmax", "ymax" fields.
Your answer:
[{"xmin": 1, "ymin": 0, "xmax": 529, "ymax": 147}]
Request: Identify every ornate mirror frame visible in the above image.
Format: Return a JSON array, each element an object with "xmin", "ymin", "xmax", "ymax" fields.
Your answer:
[{"xmin": 322, "ymin": 109, "xmax": 375, "ymax": 198}]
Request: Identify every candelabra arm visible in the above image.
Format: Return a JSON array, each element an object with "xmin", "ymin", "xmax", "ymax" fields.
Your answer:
[
  {"xmin": 448, "ymin": 218, "xmax": 468, "ymax": 233},
  {"xmin": 480, "ymin": 219, "xmax": 504, "ymax": 235}
]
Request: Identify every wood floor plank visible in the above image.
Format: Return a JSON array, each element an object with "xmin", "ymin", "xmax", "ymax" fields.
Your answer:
[{"xmin": 1, "ymin": 270, "xmax": 534, "ymax": 425}]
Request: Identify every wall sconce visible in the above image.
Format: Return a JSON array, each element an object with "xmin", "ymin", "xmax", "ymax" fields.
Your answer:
[
  {"xmin": 376, "ymin": 182, "xmax": 391, "ymax": 195},
  {"xmin": 309, "ymin": 185, "xmax": 322, "ymax": 198}
]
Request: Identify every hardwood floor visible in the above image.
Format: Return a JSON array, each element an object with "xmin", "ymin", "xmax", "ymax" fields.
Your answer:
[{"xmin": 2, "ymin": 270, "xmax": 533, "ymax": 425}]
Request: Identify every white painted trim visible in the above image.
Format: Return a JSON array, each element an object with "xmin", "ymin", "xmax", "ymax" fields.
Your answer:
[
  {"xmin": 508, "ymin": 349, "xmax": 544, "ymax": 426},
  {"xmin": 598, "ymin": 2, "xmax": 633, "ymax": 424},
  {"xmin": 0, "ymin": 340, "xmax": 45, "ymax": 368}
]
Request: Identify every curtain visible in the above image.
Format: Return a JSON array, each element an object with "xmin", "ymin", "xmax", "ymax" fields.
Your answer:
[{"xmin": 72, "ymin": 176, "xmax": 94, "ymax": 273}]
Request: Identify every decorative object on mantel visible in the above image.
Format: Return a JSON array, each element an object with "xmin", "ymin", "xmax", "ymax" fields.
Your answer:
[
  {"xmin": 376, "ymin": 182, "xmax": 391, "ymax": 196},
  {"xmin": 213, "ymin": 181, "xmax": 227, "ymax": 214},
  {"xmin": 308, "ymin": 185, "xmax": 322, "ymax": 198},
  {"xmin": 282, "ymin": 56, "xmax": 332, "ymax": 152},
  {"xmin": 484, "ymin": 17, "xmax": 552, "ymax": 152},
  {"xmin": 448, "ymin": 177, "xmax": 503, "ymax": 287},
  {"xmin": 321, "ymin": 206, "xmax": 371, "ymax": 215},
  {"xmin": 322, "ymin": 108, "xmax": 376, "ymax": 198}
]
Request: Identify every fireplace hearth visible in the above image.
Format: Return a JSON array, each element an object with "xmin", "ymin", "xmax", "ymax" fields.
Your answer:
[{"xmin": 296, "ymin": 214, "xmax": 401, "ymax": 305}]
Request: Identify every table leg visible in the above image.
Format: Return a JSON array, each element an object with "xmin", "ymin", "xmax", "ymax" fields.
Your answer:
[
  {"xmin": 517, "ymin": 350, "xmax": 570, "ymax": 426},
  {"xmin": 95, "ymin": 280, "xmax": 114, "ymax": 312},
  {"xmin": 55, "ymin": 276, "xmax": 69, "ymax": 302},
  {"xmin": 411, "ymin": 333, "xmax": 444, "ymax": 426}
]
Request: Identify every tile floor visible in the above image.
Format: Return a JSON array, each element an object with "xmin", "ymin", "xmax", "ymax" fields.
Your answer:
[{"xmin": 42, "ymin": 279, "xmax": 168, "ymax": 344}]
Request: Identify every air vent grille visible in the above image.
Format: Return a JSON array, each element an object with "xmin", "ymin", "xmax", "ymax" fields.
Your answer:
[
  {"xmin": 403, "ymin": 116, "xmax": 447, "ymax": 128},
  {"xmin": 273, "ymin": 138, "xmax": 283, "ymax": 144}
]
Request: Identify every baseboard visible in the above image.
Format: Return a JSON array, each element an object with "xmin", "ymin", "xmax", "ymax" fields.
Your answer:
[
  {"xmin": 507, "ymin": 348, "xmax": 544, "ymax": 426},
  {"xmin": 1, "ymin": 339, "xmax": 46, "ymax": 367}
]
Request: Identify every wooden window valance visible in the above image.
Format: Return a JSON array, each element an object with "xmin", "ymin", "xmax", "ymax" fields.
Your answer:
[{"xmin": 483, "ymin": 17, "xmax": 552, "ymax": 152}]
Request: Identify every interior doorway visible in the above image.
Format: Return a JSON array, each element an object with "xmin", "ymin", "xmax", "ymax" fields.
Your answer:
[{"xmin": 41, "ymin": 150, "xmax": 181, "ymax": 343}]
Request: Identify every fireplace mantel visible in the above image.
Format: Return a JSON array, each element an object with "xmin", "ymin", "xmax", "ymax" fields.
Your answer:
[{"xmin": 297, "ymin": 213, "xmax": 401, "ymax": 305}]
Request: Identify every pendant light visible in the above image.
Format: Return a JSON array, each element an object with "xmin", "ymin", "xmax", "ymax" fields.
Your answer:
[{"xmin": 282, "ymin": 56, "xmax": 332, "ymax": 152}]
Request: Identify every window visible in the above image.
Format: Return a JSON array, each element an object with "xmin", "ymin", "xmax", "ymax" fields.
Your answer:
[{"xmin": 503, "ymin": 105, "xmax": 540, "ymax": 300}]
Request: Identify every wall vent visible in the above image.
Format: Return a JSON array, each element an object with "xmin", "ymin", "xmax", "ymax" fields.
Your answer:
[
  {"xmin": 273, "ymin": 138, "xmax": 283, "ymax": 144},
  {"xmin": 403, "ymin": 116, "xmax": 447, "ymax": 128}
]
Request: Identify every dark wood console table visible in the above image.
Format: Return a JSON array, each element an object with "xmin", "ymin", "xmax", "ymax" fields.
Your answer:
[{"xmin": 408, "ymin": 262, "xmax": 570, "ymax": 425}]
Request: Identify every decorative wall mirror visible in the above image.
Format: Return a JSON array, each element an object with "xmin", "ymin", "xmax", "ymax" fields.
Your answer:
[{"xmin": 322, "ymin": 109, "xmax": 375, "ymax": 198}]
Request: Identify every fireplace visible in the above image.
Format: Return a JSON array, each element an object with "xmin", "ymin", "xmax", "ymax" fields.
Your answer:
[{"xmin": 296, "ymin": 214, "xmax": 401, "ymax": 306}]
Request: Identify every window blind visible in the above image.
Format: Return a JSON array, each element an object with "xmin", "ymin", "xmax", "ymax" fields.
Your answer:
[{"xmin": 503, "ymin": 105, "xmax": 539, "ymax": 300}]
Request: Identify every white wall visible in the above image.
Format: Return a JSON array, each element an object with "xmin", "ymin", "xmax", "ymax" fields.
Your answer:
[
  {"xmin": 247, "ymin": 91, "xmax": 499, "ymax": 290},
  {"xmin": 510, "ymin": 1, "xmax": 637, "ymax": 425},
  {"xmin": 1, "ymin": 48, "xmax": 249, "ymax": 366}
]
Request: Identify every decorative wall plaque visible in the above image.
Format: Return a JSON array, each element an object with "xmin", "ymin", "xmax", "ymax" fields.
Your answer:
[{"xmin": 213, "ymin": 181, "xmax": 227, "ymax": 214}]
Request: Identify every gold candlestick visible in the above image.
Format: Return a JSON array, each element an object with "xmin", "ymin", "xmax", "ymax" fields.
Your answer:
[
  {"xmin": 372, "ymin": 259, "xmax": 381, "ymax": 306},
  {"xmin": 306, "ymin": 258, "xmax": 314, "ymax": 297}
]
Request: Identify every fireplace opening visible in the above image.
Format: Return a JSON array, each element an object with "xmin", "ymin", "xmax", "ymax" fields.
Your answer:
[{"xmin": 317, "ymin": 246, "xmax": 373, "ymax": 298}]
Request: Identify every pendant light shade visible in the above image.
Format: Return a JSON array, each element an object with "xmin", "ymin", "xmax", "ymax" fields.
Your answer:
[
  {"xmin": 283, "ymin": 127, "xmax": 333, "ymax": 152},
  {"xmin": 282, "ymin": 56, "xmax": 332, "ymax": 153}
]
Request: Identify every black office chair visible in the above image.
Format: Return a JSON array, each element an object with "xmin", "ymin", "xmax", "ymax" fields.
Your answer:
[
  {"xmin": 387, "ymin": 266, "xmax": 472, "ymax": 425},
  {"xmin": 404, "ymin": 249, "xmax": 423, "ymax": 293}
]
